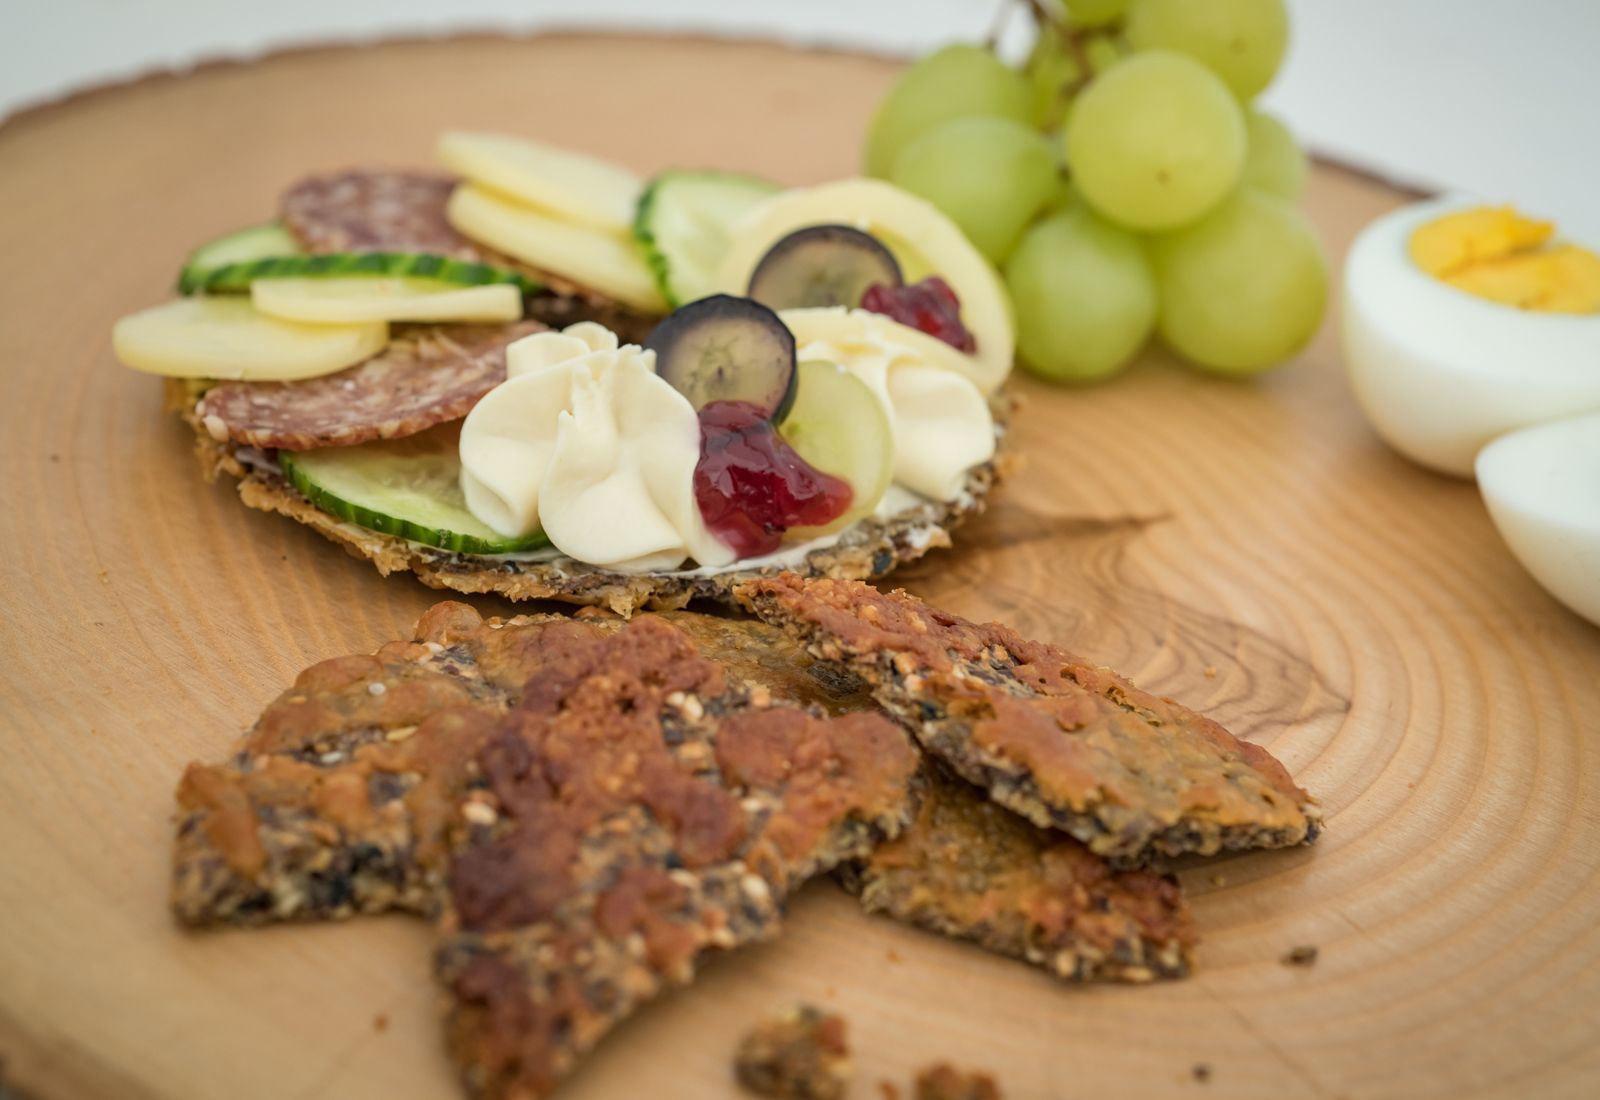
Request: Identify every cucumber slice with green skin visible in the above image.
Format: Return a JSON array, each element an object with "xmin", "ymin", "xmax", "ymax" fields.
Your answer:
[
  {"xmin": 183, "ymin": 251, "xmax": 542, "ymax": 296},
  {"xmin": 178, "ymin": 223, "xmax": 302, "ymax": 294},
  {"xmin": 280, "ymin": 425, "xmax": 549, "ymax": 555},
  {"xmin": 634, "ymin": 170, "xmax": 781, "ymax": 308}
]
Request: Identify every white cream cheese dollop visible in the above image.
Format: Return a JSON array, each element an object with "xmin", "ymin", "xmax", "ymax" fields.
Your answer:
[
  {"xmin": 781, "ymin": 307, "xmax": 996, "ymax": 501},
  {"xmin": 458, "ymin": 323, "xmax": 735, "ymax": 572}
]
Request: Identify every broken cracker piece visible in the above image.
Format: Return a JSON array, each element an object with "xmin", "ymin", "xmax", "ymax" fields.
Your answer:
[
  {"xmin": 432, "ymin": 616, "xmax": 920, "ymax": 1100},
  {"xmin": 737, "ymin": 576, "xmax": 1320, "ymax": 862},
  {"xmin": 844, "ymin": 765, "xmax": 1196, "ymax": 982}
]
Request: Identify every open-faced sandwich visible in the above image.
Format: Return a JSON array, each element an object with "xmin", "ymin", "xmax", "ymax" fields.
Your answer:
[{"xmin": 112, "ymin": 132, "xmax": 1017, "ymax": 613}]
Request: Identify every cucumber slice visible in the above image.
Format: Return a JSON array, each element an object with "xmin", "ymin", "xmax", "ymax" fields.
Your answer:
[
  {"xmin": 634, "ymin": 170, "xmax": 781, "ymax": 307},
  {"xmin": 779, "ymin": 359, "xmax": 895, "ymax": 536},
  {"xmin": 182, "ymin": 251, "xmax": 540, "ymax": 296},
  {"xmin": 112, "ymin": 298, "xmax": 387, "ymax": 381},
  {"xmin": 281, "ymin": 424, "xmax": 548, "ymax": 555},
  {"xmin": 177, "ymin": 223, "xmax": 301, "ymax": 294},
  {"xmin": 251, "ymin": 277, "xmax": 523, "ymax": 324}
]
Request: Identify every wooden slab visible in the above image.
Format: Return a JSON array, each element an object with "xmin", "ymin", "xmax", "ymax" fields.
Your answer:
[{"xmin": 1, "ymin": 32, "xmax": 1598, "ymax": 1100}]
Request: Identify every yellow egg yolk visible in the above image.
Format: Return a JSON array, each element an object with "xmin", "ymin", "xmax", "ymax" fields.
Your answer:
[{"xmin": 1409, "ymin": 206, "xmax": 1600, "ymax": 314}]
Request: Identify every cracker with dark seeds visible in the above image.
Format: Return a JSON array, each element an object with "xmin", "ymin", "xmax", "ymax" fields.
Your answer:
[
  {"xmin": 736, "ymin": 576, "xmax": 1321, "ymax": 862},
  {"xmin": 431, "ymin": 617, "xmax": 920, "ymax": 1100},
  {"xmin": 171, "ymin": 603, "xmax": 605, "ymax": 925},
  {"xmin": 734, "ymin": 1005, "xmax": 852, "ymax": 1100},
  {"xmin": 171, "ymin": 604, "xmax": 869, "ymax": 927},
  {"xmin": 843, "ymin": 765, "xmax": 1196, "ymax": 982}
]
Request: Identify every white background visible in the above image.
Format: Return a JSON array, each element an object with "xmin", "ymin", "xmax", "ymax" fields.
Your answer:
[{"xmin": 6, "ymin": 0, "xmax": 1598, "ymax": 238}]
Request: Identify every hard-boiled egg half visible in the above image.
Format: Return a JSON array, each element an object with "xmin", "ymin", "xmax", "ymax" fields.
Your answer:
[
  {"xmin": 1343, "ymin": 197, "xmax": 1600, "ymax": 478},
  {"xmin": 1344, "ymin": 197, "xmax": 1600, "ymax": 625},
  {"xmin": 1476, "ymin": 412, "xmax": 1600, "ymax": 626}
]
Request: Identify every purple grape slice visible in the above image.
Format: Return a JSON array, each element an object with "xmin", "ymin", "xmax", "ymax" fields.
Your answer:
[
  {"xmin": 747, "ymin": 224, "xmax": 905, "ymax": 310},
  {"xmin": 645, "ymin": 295, "xmax": 798, "ymax": 421}
]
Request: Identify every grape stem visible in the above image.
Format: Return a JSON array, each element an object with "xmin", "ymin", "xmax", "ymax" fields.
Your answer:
[
  {"xmin": 1021, "ymin": 0, "xmax": 1127, "ymax": 116},
  {"xmin": 983, "ymin": 0, "xmax": 1020, "ymax": 51}
]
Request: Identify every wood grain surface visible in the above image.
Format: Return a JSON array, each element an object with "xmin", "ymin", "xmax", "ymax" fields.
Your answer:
[{"xmin": 1, "ymin": 32, "xmax": 1598, "ymax": 1100}]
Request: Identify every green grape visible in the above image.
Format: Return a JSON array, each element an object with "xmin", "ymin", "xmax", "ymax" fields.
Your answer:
[
  {"xmin": 1025, "ymin": 28, "xmax": 1082, "ymax": 130},
  {"xmin": 1043, "ymin": 171, "xmax": 1077, "ymax": 214},
  {"xmin": 1148, "ymin": 189, "xmax": 1327, "ymax": 375},
  {"xmin": 864, "ymin": 44, "xmax": 1032, "ymax": 178},
  {"xmin": 1065, "ymin": 51, "xmax": 1245, "ymax": 231},
  {"xmin": 890, "ymin": 116, "xmax": 1058, "ymax": 264},
  {"xmin": 1082, "ymin": 32, "xmax": 1127, "ymax": 75},
  {"xmin": 1241, "ymin": 109, "xmax": 1308, "ymax": 199},
  {"xmin": 1065, "ymin": 0, "xmax": 1129, "ymax": 27},
  {"xmin": 1004, "ymin": 205, "xmax": 1156, "ymax": 382},
  {"xmin": 1126, "ymin": 0, "xmax": 1288, "ymax": 100}
]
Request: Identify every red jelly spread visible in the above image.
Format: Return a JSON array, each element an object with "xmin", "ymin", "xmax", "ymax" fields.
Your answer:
[
  {"xmin": 693, "ymin": 401, "xmax": 853, "ymax": 559},
  {"xmin": 860, "ymin": 276, "xmax": 977, "ymax": 353}
]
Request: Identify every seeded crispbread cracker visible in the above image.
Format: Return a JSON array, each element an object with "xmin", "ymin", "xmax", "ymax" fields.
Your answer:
[
  {"xmin": 736, "ymin": 575, "xmax": 1321, "ymax": 862},
  {"xmin": 171, "ymin": 604, "xmax": 922, "ymax": 1100},
  {"xmin": 842, "ymin": 765, "xmax": 1196, "ymax": 982},
  {"xmin": 429, "ymin": 616, "xmax": 920, "ymax": 1099}
]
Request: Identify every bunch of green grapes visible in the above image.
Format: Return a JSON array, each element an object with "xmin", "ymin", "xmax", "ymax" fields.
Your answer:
[{"xmin": 863, "ymin": 0, "xmax": 1326, "ymax": 381}]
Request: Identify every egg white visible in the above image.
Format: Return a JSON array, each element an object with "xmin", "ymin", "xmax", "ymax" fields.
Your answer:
[
  {"xmin": 1476, "ymin": 412, "xmax": 1600, "ymax": 626},
  {"xmin": 1342, "ymin": 196, "xmax": 1600, "ymax": 478}
]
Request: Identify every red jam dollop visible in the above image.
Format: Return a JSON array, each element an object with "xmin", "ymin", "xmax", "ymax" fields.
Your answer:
[
  {"xmin": 693, "ymin": 400, "xmax": 853, "ymax": 560},
  {"xmin": 860, "ymin": 276, "xmax": 978, "ymax": 353}
]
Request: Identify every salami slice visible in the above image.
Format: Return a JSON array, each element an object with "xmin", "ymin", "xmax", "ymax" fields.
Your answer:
[
  {"xmin": 282, "ymin": 170, "xmax": 483, "ymax": 260},
  {"xmin": 195, "ymin": 321, "xmax": 544, "ymax": 451}
]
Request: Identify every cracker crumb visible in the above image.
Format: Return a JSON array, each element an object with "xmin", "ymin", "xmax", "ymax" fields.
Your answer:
[
  {"xmin": 1203, "ymin": 666, "xmax": 1217, "ymax": 678},
  {"xmin": 1282, "ymin": 945, "xmax": 1319, "ymax": 967},
  {"xmin": 733, "ymin": 1004, "xmax": 851, "ymax": 1099},
  {"xmin": 914, "ymin": 1062, "xmax": 1002, "ymax": 1100}
]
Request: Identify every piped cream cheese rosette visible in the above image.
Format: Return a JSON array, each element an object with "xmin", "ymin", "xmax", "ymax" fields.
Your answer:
[
  {"xmin": 782, "ymin": 308, "xmax": 996, "ymax": 501},
  {"xmin": 458, "ymin": 323, "xmax": 735, "ymax": 572}
]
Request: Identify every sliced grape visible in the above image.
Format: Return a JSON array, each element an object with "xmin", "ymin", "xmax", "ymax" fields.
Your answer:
[
  {"xmin": 747, "ymin": 225, "xmax": 904, "ymax": 311},
  {"xmin": 779, "ymin": 359, "xmax": 895, "ymax": 537},
  {"xmin": 646, "ymin": 295, "xmax": 797, "ymax": 420}
]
